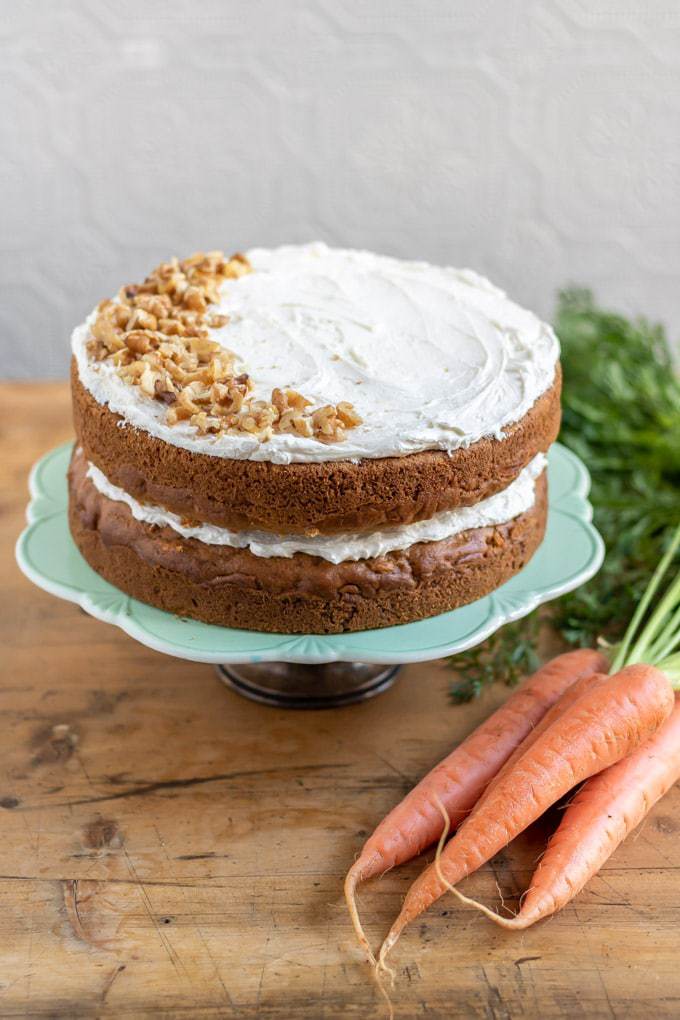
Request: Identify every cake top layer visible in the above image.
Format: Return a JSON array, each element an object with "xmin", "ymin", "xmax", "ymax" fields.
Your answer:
[{"xmin": 72, "ymin": 242, "xmax": 559, "ymax": 465}]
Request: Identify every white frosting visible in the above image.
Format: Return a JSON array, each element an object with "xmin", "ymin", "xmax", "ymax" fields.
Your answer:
[
  {"xmin": 72, "ymin": 243, "xmax": 559, "ymax": 465},
  {"xmin": 86, "ymin": 453, "xmax": 546, "ymax": 564}
]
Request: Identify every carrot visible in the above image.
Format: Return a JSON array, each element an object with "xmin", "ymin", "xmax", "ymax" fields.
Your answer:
[
  {"xmin": 441, "ymin": 530, "xmax": 680, "ymax": 931},
  {"xmin": 344, "ymin": 648, "xmax": 607, "ymax": 961},
  {"xmin": 475, "ymin": 668, "xmax": 611, "ymax": 808},
  {"xmin": 440, "ymin": 695, "xmax": 680, "ymax": 929},
  {"xmin": 378, "ymin": 663, "xmax": 674, "ymax": 967}
]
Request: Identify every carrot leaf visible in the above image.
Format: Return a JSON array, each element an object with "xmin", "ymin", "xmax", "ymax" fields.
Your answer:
[{"xmin": 448, "ymin": 615, "xmax": 540, "ymax": 702}]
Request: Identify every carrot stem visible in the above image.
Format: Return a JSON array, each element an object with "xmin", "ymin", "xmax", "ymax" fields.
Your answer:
[
  {"xmin": 628, "ymin": 567, "xmax": 680, "ymax": 666},
  {"xmin": 610, "ymin": 524, "xmax": 680, "ymax": 672},
  {"xmin": 657, "ymin": 652, "xmax": 680, "ymax": 688},
  {"xmin": 647, "ymin": 602, "xmax": 680, "ymax": 663}
]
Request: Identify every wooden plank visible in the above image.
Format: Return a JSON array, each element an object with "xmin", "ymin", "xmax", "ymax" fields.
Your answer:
[{"xmin": 1, "ymin": 381, "xmax": 679, "ymax": 1018}]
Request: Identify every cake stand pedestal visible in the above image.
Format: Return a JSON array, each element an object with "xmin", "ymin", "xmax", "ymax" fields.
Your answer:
[
  {"xmin": 16, "ymin": 442, "xmax": 603, "ymax": 710},
  {"xmin": 216, "ymin": 661, "xmax": 400, "ymax": 708}
]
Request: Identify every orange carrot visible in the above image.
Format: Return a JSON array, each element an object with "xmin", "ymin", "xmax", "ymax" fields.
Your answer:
[
  {"xmin": 446, "ymin": 695, "xmax": 680, "ymax": 929},
  {"xmin": 379, "ymin": 663, "xmax": 674, "ymax": 966},
  {"xmin": 344, "ymin": 648, "xmax": 607, "ymax": 961},
  {"xmin": 476, "ymin": 668, "xmax": 612, "ymax": 809}
]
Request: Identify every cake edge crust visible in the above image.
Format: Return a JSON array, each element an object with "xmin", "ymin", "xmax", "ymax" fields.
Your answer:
[{"xmin": 71, "ymin": 358, "xmax": 560, "ymax": 536}]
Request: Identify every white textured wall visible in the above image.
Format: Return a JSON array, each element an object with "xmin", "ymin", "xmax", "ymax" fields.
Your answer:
[{"xmin": 2, "ymin": 0, "xmax": 679, "ymax": 377}]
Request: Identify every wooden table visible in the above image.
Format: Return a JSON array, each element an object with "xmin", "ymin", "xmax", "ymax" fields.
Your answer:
[{"xmin": 2, "ymin": 381, "xmax": 679, "ymax": 1019}]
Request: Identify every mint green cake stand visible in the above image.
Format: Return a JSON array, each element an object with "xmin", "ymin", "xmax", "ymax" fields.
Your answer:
[{"xmin": 16, "ymin": 441, "xmax": 603, "ymax": 708}]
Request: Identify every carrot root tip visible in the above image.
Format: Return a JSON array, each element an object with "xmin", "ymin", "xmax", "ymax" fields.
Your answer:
[
  {"xmin": 344, "ymin": 866, "xmax": 377, "ymax": 966},
  {"xmin": 373, "ymin": 961, "xmax": 396, "ymax": 1020},
  {"xmin": 376, "ymin": 943, "xmax": 397, "ymax": 985}
]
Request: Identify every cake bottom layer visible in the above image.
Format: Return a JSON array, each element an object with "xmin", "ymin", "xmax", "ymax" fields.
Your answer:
[{"xmin": 67, "ymin": 449, "xmax": 548, "ymax": 635}]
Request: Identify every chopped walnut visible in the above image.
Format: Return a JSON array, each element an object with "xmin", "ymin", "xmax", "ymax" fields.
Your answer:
[
  {"xmin": 87, "ymin": 250, "xmax": 362, "ymax": 444},
  {"xmin": 336, "ymin": 401, "xmax": 363, "ymax": 428}
]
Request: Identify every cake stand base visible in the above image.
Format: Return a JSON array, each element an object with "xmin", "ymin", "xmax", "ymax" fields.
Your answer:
[{"xmin": 215, "ymin": 661, "xmax": 401, "ymax": 709}]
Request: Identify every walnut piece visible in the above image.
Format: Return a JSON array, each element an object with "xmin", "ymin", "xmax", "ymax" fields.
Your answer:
[{"xmin": 87, "ymin": 250, "xmax": 362, "ymax": 444}]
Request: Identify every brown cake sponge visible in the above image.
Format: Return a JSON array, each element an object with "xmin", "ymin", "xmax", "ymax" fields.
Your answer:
[
  {"xmin": 71, "ymin": 359, "xmax": 560, "ymax": 536},
  {"xmin": 68, "ymin": 446, "xmax": 548, "ymax": 635}
]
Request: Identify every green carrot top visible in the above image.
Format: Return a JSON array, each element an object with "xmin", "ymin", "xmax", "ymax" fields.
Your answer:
[{"xmin": 609, "ymin": 523, "xmax": 680, "ymax": 684}]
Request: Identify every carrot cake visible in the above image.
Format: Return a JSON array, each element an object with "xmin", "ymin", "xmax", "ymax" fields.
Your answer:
[{"xmin": 68, "ymin": 243, "xmax": 561, "ymax": 633}]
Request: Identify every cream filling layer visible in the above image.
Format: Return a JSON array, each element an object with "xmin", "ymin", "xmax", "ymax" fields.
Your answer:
[
  {"xmin": 86, "ymin": 453, "xmax": 547, "ymax": 564},
  {"xmin": 72, "ymin": 242, "xmax": 559, "ymax": 465}
]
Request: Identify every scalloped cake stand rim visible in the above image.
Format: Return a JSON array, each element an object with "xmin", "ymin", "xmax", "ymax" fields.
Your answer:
[{"xmin": 16, "ymin": 441, "xmax": 604, "ymax": 665}]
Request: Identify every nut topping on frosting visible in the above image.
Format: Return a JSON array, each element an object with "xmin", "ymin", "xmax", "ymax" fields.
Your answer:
[{"xmin": 87, "ymin": 250, "xmax": 362, "ymax": 445}]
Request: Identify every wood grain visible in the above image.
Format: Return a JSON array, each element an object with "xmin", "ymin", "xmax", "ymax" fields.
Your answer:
[{"xmin": 1, "ymin": 381, "xmax": 679, "ymax": 1019}]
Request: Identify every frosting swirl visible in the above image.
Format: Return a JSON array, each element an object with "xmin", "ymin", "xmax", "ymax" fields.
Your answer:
[{"xmin": 72, "ymin": 243, "xmax": 559, "ymax": 464}]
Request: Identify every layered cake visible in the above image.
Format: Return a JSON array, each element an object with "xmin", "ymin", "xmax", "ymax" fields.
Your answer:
[{"xmin": 68, "ymin": 244, "xmax": 561, "ymax": 634}]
